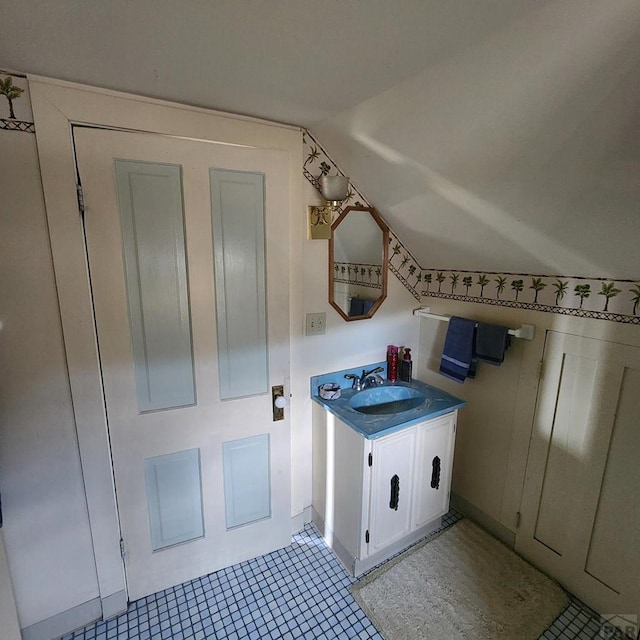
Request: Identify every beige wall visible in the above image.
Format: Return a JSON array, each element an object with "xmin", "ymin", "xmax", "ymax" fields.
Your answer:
[
  {"xmin": 416, "ymin": 296, "xmax": 640, "ymax": 535},
  {"xmin": 292, "ymin": 179, "xmax": 421, "ymax": 515}
]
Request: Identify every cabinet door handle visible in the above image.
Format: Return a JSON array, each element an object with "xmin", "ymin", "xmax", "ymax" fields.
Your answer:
[
  {"xmin": 389, "ymin": 474, "xmax": 400, "ymax": 510},
  {"xmin": 431, "ymin": 456, "xmax": 441, "ymax": 490}
]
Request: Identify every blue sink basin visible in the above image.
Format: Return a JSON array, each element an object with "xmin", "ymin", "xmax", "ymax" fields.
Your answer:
[
  {"xmin": 350, "ymin": 385, "xmax": 425, "ymax": 415},
  {"xmin": 311, "ymin": 363, "xmax": 466, "ymax": 439}
]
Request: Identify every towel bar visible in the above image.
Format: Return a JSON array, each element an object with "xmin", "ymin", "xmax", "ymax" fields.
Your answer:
[{"xmin": 412, "ymin": 307, "xmax": 535, "ymax": 341}]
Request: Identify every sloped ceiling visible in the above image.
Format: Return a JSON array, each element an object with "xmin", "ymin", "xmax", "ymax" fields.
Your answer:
[
  {"xmin": 2, "ymin": 0, "xmax": 639, "ymax": 278},
  {"xmin": 314, "ymin": 0, "xmax": 640, "ymax": 280}
]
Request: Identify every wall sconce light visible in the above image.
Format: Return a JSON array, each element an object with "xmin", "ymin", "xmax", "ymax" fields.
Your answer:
[{"xmin": 308, "ymin": 175, "xmax": 350, "ymax": 240}]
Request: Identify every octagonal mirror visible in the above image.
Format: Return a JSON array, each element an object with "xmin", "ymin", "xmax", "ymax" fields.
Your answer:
[{"xmin": 329, "ymin": 206, "xmax": 389, "ymax": 321}]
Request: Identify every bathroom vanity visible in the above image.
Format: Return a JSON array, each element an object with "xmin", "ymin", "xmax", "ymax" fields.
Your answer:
[{"xmin": 311, "ymin": 364, "xmax": 465, "ymax": 576}]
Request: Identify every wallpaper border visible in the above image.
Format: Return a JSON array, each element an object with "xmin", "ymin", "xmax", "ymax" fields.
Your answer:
[
  {"xmin": 303, "ymin": 130, "xmax": 640, "ymax": 324},
  {"xmin": 333, "ymin": 262, "xmax": 384, "ymax": 290},
  {"xmin": 0, "ymin": 70, "xmax": 34, "ymax": 133}
]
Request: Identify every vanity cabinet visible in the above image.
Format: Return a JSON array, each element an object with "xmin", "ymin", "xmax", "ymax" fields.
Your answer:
[{"xmin": 312, "ymin": 405, "xmax": 457, "ymax": 576}]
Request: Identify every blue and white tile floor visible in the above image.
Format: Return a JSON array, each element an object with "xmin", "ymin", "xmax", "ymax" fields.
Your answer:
[{"xmin": 61, "ymin": 511, "xmax": 631, "ymax": 640}]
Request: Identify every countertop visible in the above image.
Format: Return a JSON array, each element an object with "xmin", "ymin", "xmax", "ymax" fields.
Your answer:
[{"xmin": 311, "ymin": 362, "xmax": 466, "ymax": 440}]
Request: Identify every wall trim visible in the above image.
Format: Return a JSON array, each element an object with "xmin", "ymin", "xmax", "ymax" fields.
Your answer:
[
  {"xmin": 417, "ymin": 274, "xmax": 640, "ymax": 324},
  {"xmin": 303, "ymin": 130, "xmax": 639, "ymax": 323},
  {"xmin": 100, "ymin": 590, "xmax": 127, "ymax": 622},
  {"xmin": 291, "ymin": 506, "xmax": 312, "ymax": 534},
  {"xmin": 419, "ymin": 288, "xmax": 640, "ymax": 325},
  {"xmin": 450, "ymin": 493, "xmax": 516, "ymax": 549},
  {"xmin": 21, "ymin": 597, "xmax": 102, "ymax": 640}
]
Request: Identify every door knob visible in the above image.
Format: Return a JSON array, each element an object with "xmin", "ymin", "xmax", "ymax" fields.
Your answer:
[{"xmin": 272, "ymin": 385, "xmax": 287, "ymax": 421}]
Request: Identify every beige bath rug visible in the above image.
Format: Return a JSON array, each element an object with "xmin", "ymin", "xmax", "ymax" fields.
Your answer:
[{"xmin": 352, "ymin": 519, "xmax": 568, "ymax": 640}]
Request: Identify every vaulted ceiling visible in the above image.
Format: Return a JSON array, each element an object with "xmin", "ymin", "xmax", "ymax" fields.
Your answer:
[{"xmin": 2, "ymin": 0, "xmax": 639, "ymax": 279}]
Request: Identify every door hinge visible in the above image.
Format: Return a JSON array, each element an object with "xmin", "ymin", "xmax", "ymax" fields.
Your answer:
[
  {"xmin": 365, "ymin": 530, "xmax": 370, "ymax": 544},
  {"xmin": 368, "ymin": 453, "xmax": 373, "ymax": 467},
  {"xmin": 537, "ymin": 360, "xmax": 544, "ymax": 380},
  {"xmin": 76, "ymin": 184, "xmax": 86, "ymax": 215},
  {"xmin": 120, "ymin": 538, "xmax": 127, "ymax": 560},
  {"xmin": 515, "ymin": 511, "xmax": 521, "ymax": 529}
]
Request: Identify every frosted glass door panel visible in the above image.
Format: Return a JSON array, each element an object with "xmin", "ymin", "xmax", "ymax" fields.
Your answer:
[
  {"xmin": 144, "ymin": 449, "xmax": 204, "ymax": 551},
  {"xmin": 115, "ymin": 160, "xmax": 195, "ymax": 412},
  {"xmin": 210, "ymin": 170, "xmax": 268, "ymax": 400},
  {"xmin": 223, "ymin": 435, "xmax": 271, "ymax": 529}
]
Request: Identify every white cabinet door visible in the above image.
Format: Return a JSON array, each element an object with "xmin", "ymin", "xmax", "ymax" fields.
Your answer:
[
  {"xmin": 413, "ymin": 414, "xmax": 456, "ymax": 529},
  {"xmin": 368, "ymin": 429, "xmax": 416, "ymax": 553}
]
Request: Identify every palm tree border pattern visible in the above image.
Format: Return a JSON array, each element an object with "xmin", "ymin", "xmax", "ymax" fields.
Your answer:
[
  {"xmin": 333, "ymin": 261, "xmax": 383, "ymax": 290},
  {"xmin": 0, "ymin": 73, "xmax": 34, "ymax": 133},
  {"xmin": 301, "ymin": 129, "xmax": 639, "ymax": 323}
]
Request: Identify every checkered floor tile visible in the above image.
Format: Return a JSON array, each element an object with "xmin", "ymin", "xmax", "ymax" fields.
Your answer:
[{"xmin": 60, "ymin": 512, "xmax": 633, "ymax": 640}]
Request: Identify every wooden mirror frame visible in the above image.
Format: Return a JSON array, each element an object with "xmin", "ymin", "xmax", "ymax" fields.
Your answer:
[{"xmin": 328, "ymin": 206, "xmax": 389, "ymax": 321}]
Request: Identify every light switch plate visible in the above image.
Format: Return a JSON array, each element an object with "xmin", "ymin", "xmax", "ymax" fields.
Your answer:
[{"xmin": 305, "ymin": 312, "xmax": 326, "ymax": 336}]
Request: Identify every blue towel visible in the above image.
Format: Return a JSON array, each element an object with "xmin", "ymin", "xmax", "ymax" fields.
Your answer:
[
  {"xmin": 349, "ymin": 297, "xmax": 375, "ymax": 316},
  {"xmin": 362, "ymin": 299, "xmax": 375, "ymax": 315},
  {"xmin": 439, "ymin": 317, "xmax": 477, "ymax": 383},
  {"xmin": 349, "ymin": 297, "xmax": 365, "ymax": 316},
  {"xmin": 476, "ymin": 323, "xmax": 510, "ymax": 365}
]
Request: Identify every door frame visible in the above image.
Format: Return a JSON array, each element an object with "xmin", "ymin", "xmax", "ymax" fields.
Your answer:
[{"xmin": 30, "ymin": 76, "xmax": 303, "ymax": 618}]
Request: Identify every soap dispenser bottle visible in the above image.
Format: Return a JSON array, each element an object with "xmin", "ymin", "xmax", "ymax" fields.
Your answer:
[{"xmin": 400, "ymin": 348, "xmax": 412, "ymax": 383}]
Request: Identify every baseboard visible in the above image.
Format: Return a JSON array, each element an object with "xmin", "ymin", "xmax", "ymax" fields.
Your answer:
[
  {"xmin": 21, "ymin": 597, "xmax": 102, "ymax": 640},
  {"xmin": 20, "ymin": 587, "xmax": 128, "ymax": 640},
  {"xmin": 353, "ymin": 519, "xmax": 442, "ymax": 577},
  {"xmin": 311, "ymin": 506, "xmax": 324, "ymax": 535},
  {"xmin": 312, "ymin": 507, "xmax": 443, "ymax": 578},
  {"xmin": 311, "ymin": 507, "xmax": 356, "ymax": 575},
  {"xmin": 450, "ymin": 492, "xmax": 516, "ymax": 548},
  {"xmin": 101, "ymin": 589, "xmax": 127, "ymax": 620},
  {"xmin": 291, "ymin": 506, "xmax": 312, "ymax": 534}
]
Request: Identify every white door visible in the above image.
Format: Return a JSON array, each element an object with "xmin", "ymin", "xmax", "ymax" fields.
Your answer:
[
  {"xmin": 368, "ymin": 430, "xmax": 416, "ymax": 553},
  {"xmin": 74, "ymin": 127, "xmax": 292, "ymax": 601},
  {"xmin": 412, "ymin": 414, "xmax": 456, "ymax": 529},
  {"xmin": 516, "ymin": 331, "xmax": 640, "ymax": 620}
]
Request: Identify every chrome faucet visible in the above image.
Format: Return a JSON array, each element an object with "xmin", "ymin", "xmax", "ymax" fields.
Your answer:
[{"xmin": 344, "ymin": 366, "xmax": 385, "ymax": 391}]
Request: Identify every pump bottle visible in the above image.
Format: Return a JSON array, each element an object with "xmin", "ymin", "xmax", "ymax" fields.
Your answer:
[{"xmin": 400, "ymin": 348, "xmax": 412, "ymax": 383}]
